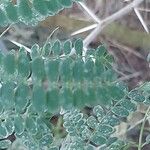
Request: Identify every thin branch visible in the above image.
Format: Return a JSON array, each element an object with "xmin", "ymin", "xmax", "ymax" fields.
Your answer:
[
  {"xmin": 0, "ymin": 24, "xmax": 13, "ymax": 38},
  {"xmin": 84, "ymin": 0, "xmax": 144, "ymax": 47},
  {"xmin": 134, "ymin": 8, "xmax": 149, "ymax": 33},
  {"xmin": 71, "ymin": 24, "xmax": 97, "ymax": 36},
  {"xmin": 77, "ymin": 2, "xmax": 101, "ymax": 23}
]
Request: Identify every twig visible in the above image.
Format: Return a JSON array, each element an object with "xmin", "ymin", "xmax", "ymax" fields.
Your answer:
[
  {"xmin": 84, "ymin": 0, "xmax": 144, "ymax": 47},
  {"xmin": 134, "ymin": 8, "xmax": 149, "ymax": 33},
  {"xmin": 138, "ymin": 106, "xmax": 150, "ymax": 150},
  {"xmin": 0, "ymin": 24, "xmax": 13, "ymax": 38},
  {"xmin": 78, "ymin": 2, "xmax": 101, "ymax": 23}
]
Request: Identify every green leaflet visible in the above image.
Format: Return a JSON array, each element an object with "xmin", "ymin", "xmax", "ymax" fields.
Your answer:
[
  {"xmin": 42, "ymin": 42, "xmax": 51, "ymax": 57},
  {"xmin": 0, "ymin": 8, "xmax": 8, "ymax": 26},
  {"xmin": 25, "ymin": 117, "xmax": 37, "ymax": 135},
  {"xmin": 3, "ymin": 118, "xmax": 14, "ymax": 135},
  {"xmin": 1, "ymin": 82, "xmax": 15, "ymax": 108},
  {"xmin": 112, "ymin": 106, "xmax": 129, "ymax": 117},
  {"xmin": 73, "ymin": 58, "xmax": 84, "ymax": 81},
  {"xmin": 39, "ymin": 133, "xmax": 53, "ymax": 147},
  {"xmin": 119, "ymin": 99, "xmax": 137, "ymax": 112},
  {"xmin": 74, "ymin": 38, "xmax": 83, "ymax": 56},
  {"xmin": 63, "ymin": 40, "xmax": 72, "ymax": 55},
  {"xmin": 60, "ymin": 87, "xmax": 73, "ymax": 109},
  {"xmin": 101, "ymin": 114, "xmax": 120, "ymax": 127},
  {"xmin": 128, "ymin": 90, "xmax": 145, "ymax": 102},
  {"xmin": 96, "ymin": 86, "xmax": 111, "ymax": 105},
  {"xmin": 0, "ymin": 125, "xmax": 7, "ymax": 138},
  {"xmin": 17, "ymin": 47, "xmax": 30, "ymax": 78},
  {"xmin": 58, "ymin": 0, "xmax": 73, "ymax": 7},
  {"xmin": 15, "ymin": 84, "xmax": 30, "ymax": 112},
  {"xmin": 46, "ymin": 0, "xmax": 62, "ymax": 15},
  {"xmin": 107, "ymin": 84, "xmax": 125, "ymax": 101},
  {"xmin": 59, "ymin": 57, "xmax": 73, "ymax": 82},
  {"xmin": 32, "ymin": 86, "xmax": 46, "ymax": 112},
  {"xmin": 87, "ymin": 116, "xmax": 98, "ymax": 129},
  {"xmin": 0, "ymin": 140, "xmax": 11, "ymax": 149},
  {"xmin": 84, "ymin": 58, "xmax": 94, "ymax": 80},
  {"xmin": 47, "ymin": 88, "xmax": 59, "ymax": 113},
  {"xmin": 96, "ymin": 124, "xmax": 114, "ymax": 136},
  {"xmin": 32, "ymin": 57, "xmax": 45, "ymax": 80},
  {"xmin": 14, "ymin": 115, "xmax": 24, "ymax": 135},
  {"xmin": 45, "ymin": 59, "xmax": 59, "ymax": 82},
  {"xmin": 32, "ymin": 0, "xmax": 48, "ymax": 16},
  {"xmin": 73, "ymin": 88, "xmax": 85, "ymax": 108},
  {"xmin": 91, "ymin": 134, "xmax": 107, "ymax": 145},
  {"xmin": 31, "ymin": 44, "xmax": 40, "ymax": 59},
  {"xmin": 17, "ymin": 0, "xmax": 33, "ymax": 22},
  {"xmin": 86, "ymin": 87, "xmax": 96, "ymax": 106},
  {"xmin": 51, "ymin": 40, "xmax": 62, "ymax": 56},
  {"xmin": 93, "ymin": 105, "xmax": 105, "ymax": 119},
  {"xmin": 5, "ymin": 1, "xmax": 18, "ymax": 22},
  {"xmin": 3, "ymin": 51, "xmax": 16, "ymax": 74}
]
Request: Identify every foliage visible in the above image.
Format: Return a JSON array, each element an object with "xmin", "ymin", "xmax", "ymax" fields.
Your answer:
[
  {"xmin": 0, "ymin": 0, "xmax": 81, "ymax": 26},
  {"xmin": 0, "ymin": 0, "xmax": 150, "ymax": 150}
]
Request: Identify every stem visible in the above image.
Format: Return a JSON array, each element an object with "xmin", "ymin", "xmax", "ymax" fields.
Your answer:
[{"xmin": 138, "ymin": 106, "xmax": 150, "ymax": 150}]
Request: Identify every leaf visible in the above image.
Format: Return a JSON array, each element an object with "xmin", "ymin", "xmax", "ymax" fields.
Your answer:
[
  {"xmin": 106, "ymin": 137, "xmax": 118, "ymax": 146},
  {"xmin": 112, "ymin": 106, "xmax": 129, "ymax": 117},
  {"xmin": 86, "ymin": 87, "xmax": 96, "ymax": 106},
  {"xmin": 73, "ymin": 58, "xmax": 84, "ymax": 81},
  {"xmin": 32, "ymin": 86, "xmax": 46, "ymax": 112},
  {"xmin": 17, "ymin": 0, "xmax": 33, "ymax": 21},
  {"xmin": 5, "ymin": 1, "xmax": 18, "ymax": 22},
  {"xmin": 0, "ymin": 125, "xmax": 7, "ymax": 138},
  {"xmin": 39, "ymin": 133, "xmax": 53, "ymax": 147},
  {"xmin": 32, "ymin": 57, "xmax": 45, "ymax": 80},
  {"xmin": 59, "ymin": 87, "xmax": 73, "ymax": 109},
  {"xmin": 31, "ymin": 44, "xmax": 40, "ymax": 59},
  {"xmin": 45, "ymin": 59, "xmax": 59, "ymax": 82},
  {"xmin": 59, "ymin": 57, "xmax": 73, "ymax": 82},
  {"xmin": 33, "ymin": 0, "xmax": 48, "ymax": 16},
  {"xmin": 3, "ymin": 51, "xmax": 16, "ymax": 74},
  {"xmin": 93, "ymin": 105, "xmax": 105, "ymax": 119},
  {"xmin": 101, "ymin": 114, "xmax": 120, "ymax": 127},
  {"xmin": 73, "ymin": 88, "xmax": 85, "ymax": 108},
  {"xmin": 96, "ymin": 124, "xmax": 114, "ymax": 136},
  {"xmin": 74, "ymin": 38, "xmax": 83, "ymax": 56},
  {"xmin": 119, "ymin": 99, "xmax": 137, "ymax": 112},
  {"xmin": 15, "ymin": 84, "xmax": 30, "ymax": 112},
  {"xmin": 63, "ymin": 40, "xmax": 72, "ymax": 55},
  {"xmin": 25, "ymin": 117, "xmax": 37, "ymax": 135},
  {"xmin": 0, "ymin": 8, "xmax": 8, "ymax": 26},
  {"xmin": 128, "ymin": 90, "xmax": 145, "ymax": 102},
  {"xmin": 107, "ymin": 85, "xmax": 125, "ymax": 101},
  {"xmin": 46, "ymin": 0, "xmax": 62, "ymax": 14},
  {"xmin": 1, "ymin": 82, "xmax": 15, "ymax": 108},
  {"xmin": 47, "ymin": 88, "xmax": 59, "ymax": 113},
  {"xmin": 96, "ymin": 86, "xmax": 111, "ymax": 105},
  {"xmin": 14, "ymin": 115, "xmax": 24, "ymax": 135},
  {"xmin": 17, "ymin": 47, "xmax": 30, "ymax": 78},
  {"xmin": 58, "ymin": 0, "xmax": 73, "ymax": 7},
  {"xmin": 51, "ymin": 40, "xmax": 61, "ymax": 56},
  {"xmin": 42, "ymin": 43, "xmax": 51, "ymax": 57},
  {"xmin": 87, "ymin": 116, "xmax": 98, "ymax": 129},
  {"xmin": 94, "ymin": 59, "xmax": 104, "ymax": 77},
  {"xmin": 91, "ymin": 134, "xmax": 107, "ymax": 145},
  {"xmin": 0, "ymin": 140, "xmax": 11, "ymax": 149},
  {"xmin": 3, "ymin": 118, "xmax": 14, "ymax": 135},
  {"xmin": 95, "ymin": 45, "xmax": 107, "ymax": 57},
  {"xmin": 84, "ymin": 58, "xmax": 94, "ymax": 80}
]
